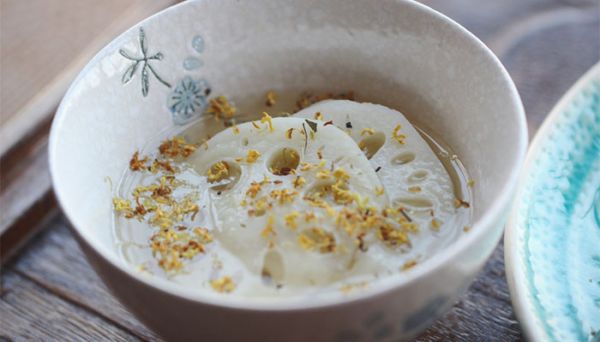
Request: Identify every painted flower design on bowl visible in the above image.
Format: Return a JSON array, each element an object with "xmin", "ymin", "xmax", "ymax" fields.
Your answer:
[{"xmin": 167, "ymin": 76, "xmax": 211, "ymax": 125}]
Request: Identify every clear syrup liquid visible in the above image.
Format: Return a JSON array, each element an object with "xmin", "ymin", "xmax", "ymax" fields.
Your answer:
[{"xmin": 112, "ymin": 91, "xmax": 472, "ymax": 298}]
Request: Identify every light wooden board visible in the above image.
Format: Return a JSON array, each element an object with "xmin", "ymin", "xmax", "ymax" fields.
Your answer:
[
  {"xmin": 0, "ymin": 0, "xmax": 176, "ymax": 155},
  {"xmin": 0, "ymin": 0, "xmax": 174, "ymax": 124}
]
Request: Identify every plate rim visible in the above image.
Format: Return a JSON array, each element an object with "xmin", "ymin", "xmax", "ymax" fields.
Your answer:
[{"xmin": 505, "ymin": 61, "xmax": 600, "ymax": 342}]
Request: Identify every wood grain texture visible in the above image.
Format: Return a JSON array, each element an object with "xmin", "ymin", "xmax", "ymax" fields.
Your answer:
[
  {"xmin": 0, "ymin": 121, "xmax": 56, "ymax": 264},
  {"xmin": 0, "ymin": 139, "xmax": 50, "ymax": 232},
  {"xmin": 417, "ymin": 244, "xmax": 523, "ymax": 341},
  {"xmin": 10, "ymin": 217, "xmax": 161, "ymax": 341},
  {"xmin": 0, "ymin": 271, "xmax": 138, "ymax": 341}
]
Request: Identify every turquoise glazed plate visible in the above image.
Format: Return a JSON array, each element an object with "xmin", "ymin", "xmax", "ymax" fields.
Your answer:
[{"xmin": 506, "ymin": 62, "xmax": 600, "ymax": 342}]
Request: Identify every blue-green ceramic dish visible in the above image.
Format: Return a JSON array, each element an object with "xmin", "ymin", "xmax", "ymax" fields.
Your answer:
[{"xmin": 506, "ymin": 62, "xmax": 600, "ymax": 342}]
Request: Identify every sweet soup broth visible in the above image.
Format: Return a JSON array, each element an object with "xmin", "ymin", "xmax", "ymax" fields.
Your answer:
[{"xmin": 112, "ymin": 92, "xmax": 472, "ymax": 298}]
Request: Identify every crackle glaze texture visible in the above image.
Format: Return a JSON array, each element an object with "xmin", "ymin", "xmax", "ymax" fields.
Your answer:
[{"xmin": 507, "ymin": 63, "xmax": 600, "ymax": 342}]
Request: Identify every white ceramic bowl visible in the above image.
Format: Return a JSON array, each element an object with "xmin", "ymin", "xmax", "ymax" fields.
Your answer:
[{"xmin": 49, "ymin": 1, "xmax": 527, "ymax": 340}]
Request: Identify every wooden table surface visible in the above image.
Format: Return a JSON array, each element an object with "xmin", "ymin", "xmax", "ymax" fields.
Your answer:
[{"xmin": 1, "ymin": 0, "xmax": 599, "ymax": 341}]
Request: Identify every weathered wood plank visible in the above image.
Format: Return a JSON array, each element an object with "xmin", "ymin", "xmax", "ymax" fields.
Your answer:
[
  {"xmin": 0, "ymin": 137, "xmax": 55, "ymax": 263},
  {"xmin": 417, "ymin": 243, "xmax": 523, "ymax": 341},
  {"xmin": 0, "ymin": 271, "xmax": 138, "ymax": 341},
  {"xmin": 10, "ymin": 216, "xmax": 162, "ymax": 341}
]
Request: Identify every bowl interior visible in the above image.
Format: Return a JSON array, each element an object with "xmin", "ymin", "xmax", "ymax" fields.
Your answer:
[{"xmin": 50, "ymin": 0, "xmax": 525, "ymax": 303}]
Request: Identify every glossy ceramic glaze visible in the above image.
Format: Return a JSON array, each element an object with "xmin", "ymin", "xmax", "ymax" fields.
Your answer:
[
  {"xmin": 506, "ymin": 62, "xmax": 600, "ymax": 342},
  {"xmin": 49, "ymin": 0, "xmax": 527, "ymax": 340}
]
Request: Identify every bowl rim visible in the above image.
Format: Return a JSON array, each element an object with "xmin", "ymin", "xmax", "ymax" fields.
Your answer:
[
  {"xmin": 504, "ymin": 61, "xmax": 600, "ymax": 342},
  {"xmin": 49, "ymin": 0, "xmax": 528, "ymax": 311}
]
